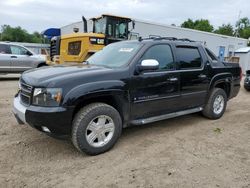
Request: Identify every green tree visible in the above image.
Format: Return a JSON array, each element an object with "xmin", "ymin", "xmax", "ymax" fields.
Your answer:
[
  {"xmin": 194, "ymin": 19, "xmax": 214, "ymax": 32},
  {"xmin": 235, "ymin": 17, "xmax": 250, "ymax": 39},
  {"xmin": 181, "ymin": 19, "xmax": 195, "ymax": 29},
  {"xmin": 181, "ymin": 19, "xmax": 214, "ymax": 32},
  {"xmin": 214, "ymin": 24, "xmax": 234, "ymax": 36},
  {"xmin": 0, "ymin": 25, "xmax": 43, "ymax": 43}
]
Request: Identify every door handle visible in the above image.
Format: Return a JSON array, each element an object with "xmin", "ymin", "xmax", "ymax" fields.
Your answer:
[
  {"xmin": 11, "ymin": 56, "xmax": 17, "ymax": 58},
  {"xmin": 198, "ymin": 74, "xmax": 207, "ymax": 79},
  {"xmin": 167, "ymin": 77, "xmax": 178, "ymax": 82}
]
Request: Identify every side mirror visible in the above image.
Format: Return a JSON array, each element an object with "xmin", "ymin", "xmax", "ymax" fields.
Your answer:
[
  {"xmin": 26, "ymin": 51, "xmax": 33, "ymax": 56},
  {"xmin": 137, "ymin": 59, "xmax": 159, "ymax": 73}
]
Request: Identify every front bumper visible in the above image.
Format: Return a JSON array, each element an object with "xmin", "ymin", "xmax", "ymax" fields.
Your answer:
[
  {"xmin": 13, "ymin": 96, "xmax": 27, "ymax": 124},
  {"xmin": 13, "ymin": 95, "xmax": 74, "ymax": 135}
]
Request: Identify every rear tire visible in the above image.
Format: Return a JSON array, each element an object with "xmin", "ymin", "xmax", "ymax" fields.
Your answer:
[
  {"xmin": 72, "ymin": 103, "xmax": 122, "ymax": 155},
  {"xmin": 202, "ymin": 88, "xmax": 227, "ymax": 119}
]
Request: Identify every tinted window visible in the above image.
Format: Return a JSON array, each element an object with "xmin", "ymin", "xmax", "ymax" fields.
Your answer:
[
  {"xmin": 0, "ymin": 44, "xmax": 11, "ymax": 54},
  {"xmin": 141, "ymin": 44, "xmax": 174, "ymax": 70},
  {"xmin": 10, "ymin": 45, "xmax": 28, "ymax": 55},
  {"xmin": 205, "ymin": 48, "xmax": 217, "ymax": 61},
  {"xmin": 176, "ymin": 47, "xmax": 202, "ymax": 69},
  {"xmin": 68, "ymin": 41, "xmax": 81, "ymax": 55}
]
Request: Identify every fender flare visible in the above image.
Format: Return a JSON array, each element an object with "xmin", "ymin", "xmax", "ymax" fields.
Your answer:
[{"xmin": 208, "ymin": 72, "xmax": 233, "ymax": 98}]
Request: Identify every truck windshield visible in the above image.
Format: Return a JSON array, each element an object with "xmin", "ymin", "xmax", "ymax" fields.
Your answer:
[{"xmin": 87, "ymin": 42, "xmax": 142, "ymax": 68}]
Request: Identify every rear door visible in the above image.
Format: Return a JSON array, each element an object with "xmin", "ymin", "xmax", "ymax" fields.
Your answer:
[
  {"xmin": 130, "ymin": 43, "xmax": 181, "ymax": 120},
  {"xmin": 0, "ymin": 44, "xmax": 12, "ymax": 73},
  {"xmin": 175, "ymin": 45, "xmax": 209, "ymax": 109},
  {"xmin": 10, "ymin": 45, "xmax": 33, "ymax": 72}
]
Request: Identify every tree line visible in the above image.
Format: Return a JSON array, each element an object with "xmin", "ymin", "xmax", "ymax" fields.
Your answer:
[
  {"xmin": 181, "ymin": 17, "xmax": 250, "ymax": 39},
  {"xmin": 0, "ymin": 25, "xmax": 44, "ymax": 43},
  {"xmin": 0, "ymin": 17, "xmax": 250, "ymax": 43}
]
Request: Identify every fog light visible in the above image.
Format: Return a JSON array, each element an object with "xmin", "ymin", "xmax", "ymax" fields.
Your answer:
[{"xmin": 41, "ymin": 126, "xmax": 51, "ymax": 133}]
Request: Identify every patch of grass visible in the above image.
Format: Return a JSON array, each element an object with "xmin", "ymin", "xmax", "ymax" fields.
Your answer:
[{"xmin": 213, "ymin": 128, "xmax": 222, "ymax": 133}]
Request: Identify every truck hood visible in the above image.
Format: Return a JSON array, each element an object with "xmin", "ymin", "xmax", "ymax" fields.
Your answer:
[{"xmin": 21, "ymin": 64, "xmax": 112, "ymax": 86}]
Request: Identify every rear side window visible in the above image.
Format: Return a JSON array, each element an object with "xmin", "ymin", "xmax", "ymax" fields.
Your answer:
[
  {"xmin": 68, "ymin": 41, "xmax": 81, "ymax": 55},
  {"xmin": 0, "ymin": 44, "xmax": 11, "ymax": 54},
  {"xmin": 176, "ymin": 46, "xmax": 202, "ymax": 69},
  {"xmin": 141, "ymin": 44, "xmax": 175, "ymax": 70}
]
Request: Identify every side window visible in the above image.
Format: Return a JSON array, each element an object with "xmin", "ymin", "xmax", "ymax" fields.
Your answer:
[
  {"xmin": 10, "ymin": 45, "xmax": 28, "ymax": 55},
  {"xmin": 0, "ymin": 44, "xmax": 11, "ymax": 54},
  {"xmin": 205, "ymin": 48, "xmax": 217, "ymax": 61},
  {"xmin": 68, "ymin": 41, "xmax": 81, "ymax": 55},
  {"xmin": 176, "ymin": 46, "xmax": 202, "ymax": 69},
  {"xmin": 141, "ymin": 44, "xmax": 175, "ymax": 70}
]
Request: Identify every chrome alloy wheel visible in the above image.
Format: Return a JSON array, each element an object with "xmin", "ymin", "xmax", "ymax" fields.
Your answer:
[
  {"xmin": 85, "ymin": 115, "xmax": 115, "ymax": 148},
  {"xmin": 213, "ymin": 95, "xmax": 225, "ymax": 115}
]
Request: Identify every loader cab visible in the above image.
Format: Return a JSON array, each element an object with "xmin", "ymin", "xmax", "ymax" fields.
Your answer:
[
  {"xmin": 49, "ymin": 14, "xmax": 133, "ymax": 64},
  {"xmin": 92, "ymin": 14, "xmax": 132, "ymax": 44}
]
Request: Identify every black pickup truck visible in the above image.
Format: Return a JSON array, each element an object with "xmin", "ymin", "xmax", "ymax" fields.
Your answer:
[{"xmin": 13, "ymin": 38, "xmax": 241, "ymax": 155}]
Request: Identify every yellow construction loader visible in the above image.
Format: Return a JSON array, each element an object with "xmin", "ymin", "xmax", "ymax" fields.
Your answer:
[{"xmin": 50, "ymin": 14, "xmax": 133, "ymax": 64}]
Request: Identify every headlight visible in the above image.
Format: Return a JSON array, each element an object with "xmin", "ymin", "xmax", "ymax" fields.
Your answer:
[{"xmin": 32, "ymin": 88, "xmax": 62, "ymax": 107}]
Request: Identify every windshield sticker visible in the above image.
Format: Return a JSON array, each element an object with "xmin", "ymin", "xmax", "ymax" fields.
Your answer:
[{"xmin": 119, "ymin": 48, "xmax": 134, "ymax": 52}]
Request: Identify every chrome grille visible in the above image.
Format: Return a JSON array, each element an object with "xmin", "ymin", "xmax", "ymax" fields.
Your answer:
[{"xmin": 20, "ymin": 81, "xmax": 33, "ymax": 106}]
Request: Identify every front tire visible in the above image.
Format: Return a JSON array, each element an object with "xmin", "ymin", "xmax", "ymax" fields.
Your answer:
[
  {"xmin": 72, "ymin": 103, "xmax": 122, "ymax": 155},
  {"xmin": 202, "ymin": 88, "xmax": 227, "ymax": 119}
]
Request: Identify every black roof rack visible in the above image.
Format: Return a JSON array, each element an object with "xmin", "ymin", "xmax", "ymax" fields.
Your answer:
[{"xmin": 138, "ymin": 36, "xmax": 195, "ymax": 42}]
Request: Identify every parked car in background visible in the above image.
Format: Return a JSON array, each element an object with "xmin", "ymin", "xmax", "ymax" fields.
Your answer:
[
  {"xmin": 244, "ymin": 70, "xmax": 250, "ymax": 91},
  {"xmin": 0, "ymin": 42, "xmax": 47, "ymax": 74}
]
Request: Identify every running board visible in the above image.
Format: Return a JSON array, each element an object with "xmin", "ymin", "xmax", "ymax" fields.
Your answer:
[{"xmin": 131, "ymin": 107, "xmax": 203, "ymax": 125}]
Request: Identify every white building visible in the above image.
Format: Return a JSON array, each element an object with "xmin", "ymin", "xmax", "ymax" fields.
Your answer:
[
  {"xmin": 234, "ymin": 47, "xmax": 250, "ymax": 73},
  {"xmin": 60, "ymin": 18, "xmax": 248, "ymax": 59}
]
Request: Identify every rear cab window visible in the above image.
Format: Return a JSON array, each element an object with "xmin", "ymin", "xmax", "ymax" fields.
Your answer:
[
  {"xmin": 176, "ymin": 46, "xmax": 202, "ymax": 69},
  {"xmin": 205, "ymin": 48, "xmax": 218, "ymax": 61}
]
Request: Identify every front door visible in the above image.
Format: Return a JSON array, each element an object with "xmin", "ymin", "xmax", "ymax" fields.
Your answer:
[
  {"xmin": 10, "ymin": 45, "xmax": 33, "ymax": 72},
  {"xmin": 130, "ymin": 44, "xmax": 180, "ymax": 120}
]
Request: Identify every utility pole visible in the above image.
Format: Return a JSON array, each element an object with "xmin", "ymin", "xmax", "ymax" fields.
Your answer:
[{"xmin": 235, "ymin": 10, "xmax": 242, "ymax": 37}]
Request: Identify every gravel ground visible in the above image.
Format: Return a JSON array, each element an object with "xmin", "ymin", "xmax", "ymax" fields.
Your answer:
[{"xmin": 0, "ymin": 76, "xmax": 249, "ymax": 188}]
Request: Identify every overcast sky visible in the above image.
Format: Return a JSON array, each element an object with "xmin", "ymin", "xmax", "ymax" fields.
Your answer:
[{"xmin": 1, "ymin": 0, "xmax": 250, "ymax": 33}]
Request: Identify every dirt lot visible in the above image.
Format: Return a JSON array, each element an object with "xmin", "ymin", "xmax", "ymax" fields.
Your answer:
[{"xmin": 0, "ymin": 76, "xmax": 249, "ymax": 188}]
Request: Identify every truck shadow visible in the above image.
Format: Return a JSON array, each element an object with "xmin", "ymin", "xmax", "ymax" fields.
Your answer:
[{"xmin": 22, "ymin": 112, "xmax": 205, "ymax": 158}]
